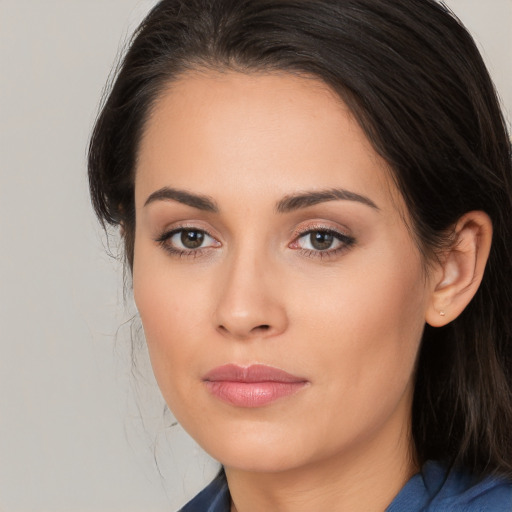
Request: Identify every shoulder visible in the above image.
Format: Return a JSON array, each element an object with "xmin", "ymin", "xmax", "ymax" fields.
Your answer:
[
  {"xmin": 428, "ymin": 465, "xmax": 512, "ymax": 512},
  {"xmin": 178, "ymin": 469, "xmax": 230, "ymax": 512},
  {"xmin": 179, "ymin": 462, "xmax": 512, "ymax": 512},
  {"xmin": 388, "ymin": 461, "xmax": 512, "ymax": 512}
]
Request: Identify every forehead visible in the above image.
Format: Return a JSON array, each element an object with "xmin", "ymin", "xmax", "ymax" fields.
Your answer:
[{"xmin": 135, "ymin": 70, "xmax": 399, "ymax": 213}]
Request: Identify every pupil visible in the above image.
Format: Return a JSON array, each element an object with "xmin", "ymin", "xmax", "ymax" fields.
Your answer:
[
  {"xmin": 311, "ymin": 232, "xmax": 333, "ymax": 250},
  {"xmin": 181, "ymin": 230, "xmax": 204, "ymax": 249}
]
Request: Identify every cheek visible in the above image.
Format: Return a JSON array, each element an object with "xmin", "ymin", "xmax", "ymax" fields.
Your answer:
[
  {"xmin": 292, "ymin": 243, "xmax": 427, "ymax": 416},
  {"xmin": 132, "ymin": 245, "xmax": 209, "ymax": 401}
]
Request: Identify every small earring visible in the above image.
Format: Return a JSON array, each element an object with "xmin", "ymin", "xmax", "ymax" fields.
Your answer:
[{"xmin": 439, "ymin": 310, "xmax": 446, "ymax": 317}]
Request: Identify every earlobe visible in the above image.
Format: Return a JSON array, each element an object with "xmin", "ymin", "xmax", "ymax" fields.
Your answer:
[{"xmin": 425, "ymin": 211, "xmax": 492, "ymax": 327}]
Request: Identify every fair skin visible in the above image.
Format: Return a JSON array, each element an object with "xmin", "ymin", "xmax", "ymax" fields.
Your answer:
[{"xmin": 132, "ymin": 70, "xmax": 492, "ymax": 512}]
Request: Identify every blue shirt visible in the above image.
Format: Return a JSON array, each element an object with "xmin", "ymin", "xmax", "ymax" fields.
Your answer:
[{"xmin": 179, "ymin": 461, "xmax": 512, "ymax": 511}]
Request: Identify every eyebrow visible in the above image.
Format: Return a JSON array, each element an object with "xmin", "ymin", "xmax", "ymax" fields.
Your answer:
[
  {"xmin": 144, "ymin": 186, "xmax": 379, "ymax": 213},
  {"xmin": 144, "ymin": 187, "xmax": 219, "ymax": 212},
  {"xmin": 275, "ymin": 188, "xmax": 379, "ymax": 213}
]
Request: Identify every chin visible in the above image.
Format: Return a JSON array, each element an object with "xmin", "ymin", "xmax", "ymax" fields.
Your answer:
[
  {"xmin": 191, "ymin": 421, "xmax": 316, "ymax": 474},
  {"xmin": 218, "ymin": 447, "xmax": 305, "ymax": 474}
]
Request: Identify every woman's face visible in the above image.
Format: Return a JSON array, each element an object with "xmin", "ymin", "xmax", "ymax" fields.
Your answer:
[{"xmin": 133, "ymin": 71, "xmax": 435, "ymax": 473}]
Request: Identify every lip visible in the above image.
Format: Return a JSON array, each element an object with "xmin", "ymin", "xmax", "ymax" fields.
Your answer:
[{"xmin": 203, "ymin": 364, "xmax": 308, "ymax": 408}]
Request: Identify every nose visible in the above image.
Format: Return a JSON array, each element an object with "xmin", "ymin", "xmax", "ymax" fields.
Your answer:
[{"xmin": 213, "ymin": 249, "xmax": 288, "ymax": 340}]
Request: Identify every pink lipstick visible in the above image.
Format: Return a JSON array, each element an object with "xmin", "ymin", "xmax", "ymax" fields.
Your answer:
[{"xmin": 203, "ymin": 364, "xmax": 308, "ymax": 407}]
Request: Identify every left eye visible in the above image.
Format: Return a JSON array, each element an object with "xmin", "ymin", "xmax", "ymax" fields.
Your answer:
[{"xmin": 295, "ymin": 230, "xmax": 349, "ymax": 251}]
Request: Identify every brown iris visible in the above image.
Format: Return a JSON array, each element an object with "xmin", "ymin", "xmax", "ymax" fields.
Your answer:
[
  {"xmin": 310, "ymin": 231, "xmax": 335, "ymax": 250},
  {"xmin": 181, "ymin": 229, "xmax": 205, "ymax": 249}
]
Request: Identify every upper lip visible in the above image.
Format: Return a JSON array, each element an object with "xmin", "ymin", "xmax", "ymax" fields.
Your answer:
[{"xmin": 203, "ymin": 364, "xmax": 307, "ymax": 383}]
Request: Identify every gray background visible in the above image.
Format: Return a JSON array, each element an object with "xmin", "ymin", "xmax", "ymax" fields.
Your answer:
[{"xmin": 0, "ymin": 1, "xmax": 510, "ymax": 511}]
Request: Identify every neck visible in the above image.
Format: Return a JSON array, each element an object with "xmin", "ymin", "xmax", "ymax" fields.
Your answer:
[{"xmin": 226, "ymin": 397, "xmax": 417, "ymax": 512}]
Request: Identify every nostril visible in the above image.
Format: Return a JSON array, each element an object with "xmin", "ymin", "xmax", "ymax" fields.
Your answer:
[
  {"xmin": 254, "ymin": 324, "xmax": 270, "ymax": 332},
  {"xmin": 216, "ymin": 323, "xmax": 273, "ymax": 337}
]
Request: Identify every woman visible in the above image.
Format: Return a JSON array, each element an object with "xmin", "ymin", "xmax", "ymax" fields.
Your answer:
[{"xmin": 88, "ymin": 0, "xmax": 512, "ymax": 510}]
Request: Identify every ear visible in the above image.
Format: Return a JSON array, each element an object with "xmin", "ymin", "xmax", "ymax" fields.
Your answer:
[{"xmin": 425, "ymin": 211, "xmax": 492, "ymax": 327}]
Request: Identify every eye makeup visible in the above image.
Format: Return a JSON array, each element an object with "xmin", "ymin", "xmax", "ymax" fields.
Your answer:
[
  {"xmin": 155, "ymin": 225, "xmax": 221, "ymax": 258},
  {"xmin": 288, "ymin": 221, "xmax": 356, "ymax": 260},
  {"xmin": 154, "ymin": 220, "xmax": 356, "ymax": 261}
]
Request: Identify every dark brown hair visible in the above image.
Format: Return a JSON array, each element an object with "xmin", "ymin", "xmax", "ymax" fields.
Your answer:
[{"xmin": 88, "ymin": 0, "xmax": 512, "ymax": 477}]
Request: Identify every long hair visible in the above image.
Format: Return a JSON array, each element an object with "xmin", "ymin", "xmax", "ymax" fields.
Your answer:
[{"xmin": 88, "ymin": 0, "xmax": 512, "ymax": 476}]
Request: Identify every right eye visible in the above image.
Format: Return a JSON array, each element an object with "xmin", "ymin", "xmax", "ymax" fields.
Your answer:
[{"xmin": 156, "ymin": 228, "xmax": 221, "ymax": 256}]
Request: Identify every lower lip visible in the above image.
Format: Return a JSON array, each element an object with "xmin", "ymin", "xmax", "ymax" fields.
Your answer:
[{"xmin": 204, "ymin": 381, "xmax": 307, "ymax": 407}]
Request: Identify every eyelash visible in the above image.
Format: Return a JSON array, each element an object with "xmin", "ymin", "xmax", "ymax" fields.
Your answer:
[
  {"xmin": 291, "ymin": 227, "xmax": 355, "ymax": 260},
  {"xmin": 154, "ymin": 225, "xmax": 355, "ymax": 260},
  {"xmin": 155, "ymin": 226, "xmax": 219, "ymax": 259}
]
